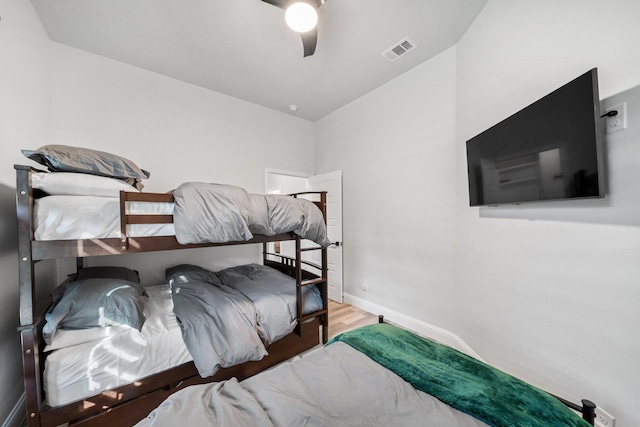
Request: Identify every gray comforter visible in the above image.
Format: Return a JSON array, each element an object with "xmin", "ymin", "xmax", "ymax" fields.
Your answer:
[
  {"xmin": 136, "ymin": 342, "xmax": 489, "ymax": 427},
  {"xmin": 173, "ymin": 182, "xmax": 330, "ymax": 246},
  {"xmin": 169, "ymin": 264, "xmax": 323, "ymax": 378},
  {"xmin": 217, "ymin": 264, "xmax": 323, "ymax": 345},
  {"xmin": 171, "ymin": 279, "xmax": 268, "ymax": 378}
]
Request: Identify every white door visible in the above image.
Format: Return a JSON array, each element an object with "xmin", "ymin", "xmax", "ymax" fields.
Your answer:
[{"xmin": 309, "ymin": 171, "xmax": 343, "ymax": 303}]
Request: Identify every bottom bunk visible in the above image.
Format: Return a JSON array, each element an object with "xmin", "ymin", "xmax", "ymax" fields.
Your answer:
[
  {"xmin": 38, "ymin": 318, "xmax": 321, "ymax": 427},
  {"xmin": 138, "ymin": 322, "xmax": 597, "ymax": 427},
  {"xmin": 21, "ymin": 262, "xmax": 326, "ymax": 427}
]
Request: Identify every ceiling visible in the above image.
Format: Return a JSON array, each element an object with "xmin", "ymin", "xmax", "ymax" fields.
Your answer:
[{"xmin": 30, "ymin": 0, "xmax": 488, "ymax": 121}]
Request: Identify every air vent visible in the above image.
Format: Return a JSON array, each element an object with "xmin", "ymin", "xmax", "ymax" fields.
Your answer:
[{"xmin": 382, "ymin": 38, "xmax": 417, "ymax": 62}]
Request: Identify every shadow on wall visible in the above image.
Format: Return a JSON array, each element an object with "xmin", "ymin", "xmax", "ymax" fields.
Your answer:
[
  {"xmin": 474, "ymin": 84, "xmax": 640, "ymax": 228},
  {"xmin": 0, "ymin": 184, "xmax": 24, "ymax": 422},
  {"xmin": 0, "ymin": 183, "xmax": 18, "ymax": 255}
]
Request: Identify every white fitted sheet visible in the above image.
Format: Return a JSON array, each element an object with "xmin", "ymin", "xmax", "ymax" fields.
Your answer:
[
  {"xmin": 34, "ymin": 195, "xmax": 175, "ymax": 240},
  {"xmin": 43, "ymin": 284, "xmax": 192, "ymax": 407}
]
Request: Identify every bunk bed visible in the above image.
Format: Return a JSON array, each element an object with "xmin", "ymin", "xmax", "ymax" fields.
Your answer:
[
  {"xmin": 138, "ymin": 320, "xmax": 598, "ymax": 427},
  {"xmin": 15, "ymin": 163, "xmax": 330, "ymax": 427}
]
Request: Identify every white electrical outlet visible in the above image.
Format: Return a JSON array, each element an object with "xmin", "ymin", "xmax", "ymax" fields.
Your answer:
[
  {"xmin": 605, "ymin": 102, "xmax": 627, "ymax": 134},
  {"xmin": 594, "ymin": 407, "xmax": 615, "ymax": 427},
  {"xmin": 361, "ymin": 279, "xmax": 368, "ymax": 291}
]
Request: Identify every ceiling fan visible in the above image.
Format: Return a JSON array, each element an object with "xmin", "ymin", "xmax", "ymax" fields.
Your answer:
[{"xmin": 261, "ymin": 0, "xmax": 327, "ymax": 57}]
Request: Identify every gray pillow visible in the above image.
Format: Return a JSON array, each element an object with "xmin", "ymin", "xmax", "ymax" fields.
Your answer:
[
  {"xmin": 75, "ymin": 266, "xmax": 140, "ymax": 283},
  {"xmin": 166, "ymin": 264, "xmax": 223, "ymax": 287},
  {"xmin": 43, "ymin": 278, "xmax": 146, "ymax": 345},
  {"xmin": 22, "ymin": 145, "xmax": 150, "ymax": 181}
]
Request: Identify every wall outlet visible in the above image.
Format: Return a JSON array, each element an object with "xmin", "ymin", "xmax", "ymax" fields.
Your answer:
[
  {"xmin": 361, "ymin": 279, "xmax": 368, "ymax": 291},
  {"xmin": 605, "ymin": 102, "xmax": 627, "ymax": 134},
  {"xmin": 594, "ymin": 407, "xmax": 615, "ymax": 427}
]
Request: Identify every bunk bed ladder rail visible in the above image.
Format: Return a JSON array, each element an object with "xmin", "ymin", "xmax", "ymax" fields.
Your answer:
[
  {"xmin": 296, "ymin": 192, "xmax": 329, "ymax": 343},
  {"xmin": 263, "ymin": 191, "xmax": 330, "ymax": 344}
]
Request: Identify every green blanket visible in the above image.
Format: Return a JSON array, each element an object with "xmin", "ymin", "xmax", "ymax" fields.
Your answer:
[{"xmin": 329, "ymin": 324, "xmax": 590, "ymax": 427}]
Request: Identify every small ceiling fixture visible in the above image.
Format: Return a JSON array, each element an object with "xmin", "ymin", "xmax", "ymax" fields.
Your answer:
[
  {"xmin": 382, "ymin": 38, "xmax": 418, "ymax": 62},
  {"xmin": 285, "ymin": 2, "xmax": 318, "ymax": 33}
]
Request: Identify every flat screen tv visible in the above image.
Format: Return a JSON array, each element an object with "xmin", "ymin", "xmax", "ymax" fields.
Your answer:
[{"xmin": 466, "ymin": 68, "xmax": 605, "ymax": 207}]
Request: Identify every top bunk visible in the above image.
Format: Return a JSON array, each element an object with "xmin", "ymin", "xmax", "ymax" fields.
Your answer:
[
  {"xmin": 15, "ymin": 164, "xmax": 329, "ymax": 261},
  {"xmin": 15, "ymin": 150, "xmax": 330, "ymax": 329}
]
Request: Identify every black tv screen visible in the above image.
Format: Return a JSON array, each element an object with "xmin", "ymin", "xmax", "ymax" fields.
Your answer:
[{"xmin": 466, "ymin": 69, "xmax": 604, "ymax": 207}]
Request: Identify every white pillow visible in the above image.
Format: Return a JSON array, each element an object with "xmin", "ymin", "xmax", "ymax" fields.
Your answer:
[
  {"xmin": 43, "ymin": 324, "xmax": 135, "ymax": 352},
  {"xmin": 31, "ymin": 171, "xmax": 140, "ymax": 197}
]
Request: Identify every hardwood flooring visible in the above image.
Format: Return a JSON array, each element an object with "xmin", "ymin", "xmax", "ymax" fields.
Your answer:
[{"xmin": 328, "ymin": 300, "xmax": 378, "ymax": 339}]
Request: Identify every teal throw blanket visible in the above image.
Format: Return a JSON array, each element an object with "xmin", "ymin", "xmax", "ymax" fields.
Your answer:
[{"xmin": 329, "ymin": 324, "xmax": 590, "ymax": 427}]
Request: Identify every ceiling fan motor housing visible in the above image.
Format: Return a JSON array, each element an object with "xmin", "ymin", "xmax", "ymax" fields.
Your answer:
[{"xmin": 261, "ymin": 0, "xmax": 327, "ymax": 57}]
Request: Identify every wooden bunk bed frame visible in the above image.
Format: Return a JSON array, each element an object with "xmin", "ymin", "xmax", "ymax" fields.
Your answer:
[{"xmin": 15, "ymin": 164, "xmax": 329, "ymax": 427}]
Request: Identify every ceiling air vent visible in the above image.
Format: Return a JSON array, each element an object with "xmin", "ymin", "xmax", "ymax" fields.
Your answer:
[{"xmin": 382, "ymin": 38, "xmax": 417, "ymax": 62}]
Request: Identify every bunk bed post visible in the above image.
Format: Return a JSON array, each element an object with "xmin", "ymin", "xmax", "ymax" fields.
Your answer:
[
  {"xmin": 262, "ymin": 242, "xmax": 267, "ymax": 266},
  {"xmin": 15, "ymin": 165, "xmax": 36, "ymax": 326},
  {"xmin": 294, "ymin": 236, "xmax": 303, "ymax": 337},
  {"xmin": 18, "ymin": 325, "xmax": 42, "ymax": 427},
  {"xmin": 15, "ymin": 165, "xmax": 43, "ymax": 427},
  {"xmin": 119, "ymin": 190, "xmax": 129, "ymax": 250},
  {"xmin": 320, "ymin": 192, "xmax": 329, "ymax": 344}
]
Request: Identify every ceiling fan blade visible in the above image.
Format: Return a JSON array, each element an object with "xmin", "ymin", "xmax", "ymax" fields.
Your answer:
[
  {"xmin": 261, "ymin": 0, "xmax": 287, "ymax": 9},
  {"xmin": 262, "ymin": 0, "xmax": 325, "ymax": 8},
  {"xmin": 300, "ymin": 28, "xmax": 317, "ymax": 57}
]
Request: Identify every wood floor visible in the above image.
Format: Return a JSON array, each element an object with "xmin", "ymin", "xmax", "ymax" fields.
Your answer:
[{"xmin": 327, "ymin": 300, "xmax": 378, "ymax": 339}]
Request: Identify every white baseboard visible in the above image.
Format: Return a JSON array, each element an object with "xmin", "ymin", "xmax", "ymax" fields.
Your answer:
[
  {"xmin": 343, "ymin": 293, "xmax": 484, "ymax": 362},
  {"xmin": 2, "ymin": 393, "xmax": 26, "ymax": 427}
]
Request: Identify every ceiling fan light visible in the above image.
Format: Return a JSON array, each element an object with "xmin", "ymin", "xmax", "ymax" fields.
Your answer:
[{"xmin": 285, "ymin": 2, "xmax": 318, "ymax": 33}]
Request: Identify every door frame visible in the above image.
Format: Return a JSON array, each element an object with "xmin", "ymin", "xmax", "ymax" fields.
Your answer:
[{"xmin": 265, "ymin": 168, "xmax": 310, "ymax": 194}]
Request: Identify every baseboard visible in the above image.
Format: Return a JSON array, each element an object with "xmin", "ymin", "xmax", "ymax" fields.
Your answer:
[
  {"xmin": 343, "ymin": 293, "xmax": 484, "ymax": 362},
  {"xmin": 2, "ymin": 393, "xmax": 26, "ymax": 427}
]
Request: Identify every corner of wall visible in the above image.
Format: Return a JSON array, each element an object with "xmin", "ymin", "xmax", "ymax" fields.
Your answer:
[{"xmin": 344, "ymin": 293, "xmax": 484, "ymax": 361}]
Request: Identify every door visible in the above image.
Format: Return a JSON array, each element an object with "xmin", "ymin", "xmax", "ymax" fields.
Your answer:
[{"xmin": 309, "ymin": 171, "xmax": 343, "ymax": 303}]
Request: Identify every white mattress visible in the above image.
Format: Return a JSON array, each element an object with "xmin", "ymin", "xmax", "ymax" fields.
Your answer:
[
  {"xmin": 44, "ymin": 284, "xmax": 192, "ymax": 407},
  {"xmin": 34, "ymin": 195, "xmax": 175, "ymax": 240}
]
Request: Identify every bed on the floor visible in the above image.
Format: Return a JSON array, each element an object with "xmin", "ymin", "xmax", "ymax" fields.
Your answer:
[
  {"xmin": 138, "ymin": 322, "xmax": 598, "ymax": 427},
  {"xmin": 15, "ymin": 145, "xmax": 331, "ymax": 427}
]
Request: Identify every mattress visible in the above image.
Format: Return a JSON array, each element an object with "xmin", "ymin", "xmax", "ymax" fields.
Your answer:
[
  {"xmin": 137, "ymin": 341, "xmax": 490, "ymax": 427},
  {"xmin": 33, "ymin": 195, "xmax": 174, "ymax": 241},
  {"xmin": 43, "ymin": 284, "xmax": 191, "ymax": 407}
]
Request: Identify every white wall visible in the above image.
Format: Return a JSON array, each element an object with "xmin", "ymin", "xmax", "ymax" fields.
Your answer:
[
  {"xmin": 316, "ymin": 1, "xmax": 640, "ymax": 425},
  {"xmin": 1, "ymin": 2, "xmax": 315, "ymax": 420},
  {"xmin": 47, "ymin": 43, "xmax": 316, "ymax": 195},
  {"xmin": 44, "ymin": 41, "xmax": 316, "ymax": 283},
  {"xmin": 316, "ymin": 47, "xmax": 459, "ymax": 332},
  {"xmin": 454, "ymin": 1, "xmax": 640, "ymax": 425},
  {"xmin": 0, "ymin": 0, "xmax": 56, "ymax": 423}
]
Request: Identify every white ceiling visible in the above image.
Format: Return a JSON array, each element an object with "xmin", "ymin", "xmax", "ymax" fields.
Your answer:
[{"xmin": 30, "ymin": 0, "xmax": 487, "ymax": 121}]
